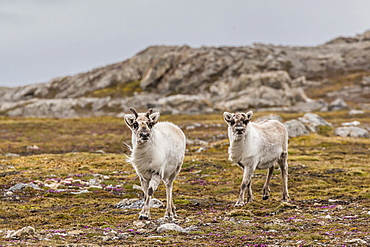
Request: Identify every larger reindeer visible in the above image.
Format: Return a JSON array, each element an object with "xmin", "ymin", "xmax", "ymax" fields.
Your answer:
[
  {"xmin": 124, "ymin": 108, "xmax": 186, "ymax": 220},
  {"xmin": 223, "ymin": 111, "xmax": 289, "ymax": 206}
]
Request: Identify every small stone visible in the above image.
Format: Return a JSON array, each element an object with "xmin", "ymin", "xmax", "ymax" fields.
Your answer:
[
  {"xmin": 298, "ymin": 113, "xmax": 332, "ymax": 132},
  {"xmin": 44, "ymin": 182, "xmax": 60, "ymax": 190},
  {"xmin": 5, "ymin": 153, "xmax": 20, "ymax": 157},
  {"xmin": 102, "ymin": 236, "xmax": 111, "ymax": 241},
  {"xmin": 117, "ymin": 233, "xmax": 129, "ymax": 239},
  {"xmin": 349, "ymin": 109, "xmax": 365, "ymax": 115},
  {"xmin": 342, "ymin": 121, "xmax": 360, "ymax": 126},
  {"xmin": 5, "ymin": 226, "xmax": 36, "ymax": 239},
  {"xmin": 5, "ymin": 191, "xmax": 13, "ymax": 196},
  {"xmin": 115, "ymin": 198, "xmax": 164, "ymax": 209},
  {"xmin": 70, "ymin": 189, "xmax": 91, "ymax": 195},
  {"xmin": 26, "ymin": 145, "xmax": 40, "ymax": 150},
  {"xmin": 336, "ymin": 205, "xmax": 344, "ymax": 210},
  {"xmin": 149, "ymin": 198, "xmax": 164, "ymax": 208},
  {"xmin": 60, "ymin": 178, "xmax": 74, "ymax": 184},
  {"xmin": 335, "ymin": 127, "xmax": 370, "ymax": 138},
  {"xmin": 7, "ymin": 183, "xmax": 42, "ymax": 192},
  {"xmin": 156, "ymin": 223, "xmax": 186, "ymax": 233},
  {"xmin": 324, "ymin": 215, "xmax": 332, "ymax": 219},
  {"xmin": 7, "ymin": 183, "xmax": 26, "ymax": 192},
  {"xmin": 89, "ymin": 185, "xmax": 103, "ymax": 189},
  {"xmin": 345, "ymin": 238, "xmax": 367, "ymax": 244},
  {"xmin": 133, "ymin": 221, "xmax": 146, "ymax": 228},
  {"xmin": 89, "ymin": 178, "xmax": 102, "ymax": 186},
  {"xmin": 328, "ymin": 98, "xmax": 348, "ymax": 111},
  {"xmin": 68, "ymin": 230, "xmax": 84, "ymax": 236},
  {"xmin": 184, "ymin": 225, "xmax": 198, "ymax": 232},
  {"xmin": 196, "ymin": 147, "xmax": 208, "ymax": 152}
]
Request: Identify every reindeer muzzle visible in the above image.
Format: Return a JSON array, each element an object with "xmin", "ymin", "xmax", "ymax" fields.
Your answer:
[
  {"xmin": 235, "ymin": 121, "xmax": 244, "ymax": 134},
  {"xmin": 235, "ymin": 126, "xmax": 244, "ymax": 135},
  {"xmin": 139, "ymin": 130, "xmax": 150, "ymax": 140}
]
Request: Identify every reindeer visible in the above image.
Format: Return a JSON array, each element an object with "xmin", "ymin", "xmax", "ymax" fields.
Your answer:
[
  {"xmin": 124, "ymin": 108, "xmax": 186, "ymax": 220},
  {"xmin": 223, "ymin": 111, "xmax": 289, "ymax": 206}
]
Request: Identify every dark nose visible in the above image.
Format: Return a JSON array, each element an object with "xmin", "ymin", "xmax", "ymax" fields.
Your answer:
[
  {"xmin": 235, "ymin": 123, "xmax": 243, "ymax": 134},
  {"xmin": 139, "ymin": 130, "xmax": 150, "ymax": 139},
  {"xmin": 236, "ymin": 129, "xmax": 243, "ymax": 134}
]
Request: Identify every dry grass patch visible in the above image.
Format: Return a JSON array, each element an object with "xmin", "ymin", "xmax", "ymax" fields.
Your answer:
[{"xmin": 0, "ymin": 112, "xmax": 369, "ymax": 245}]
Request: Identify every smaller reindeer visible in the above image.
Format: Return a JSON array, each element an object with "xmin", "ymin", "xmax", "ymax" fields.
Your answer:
[
  {"xmin": 223, "ymin": 111, "xmax": 289, "ymax": 206},
  {"xmin": 124, "ymin": 108, "xmax": 186, "ymax": 220}
]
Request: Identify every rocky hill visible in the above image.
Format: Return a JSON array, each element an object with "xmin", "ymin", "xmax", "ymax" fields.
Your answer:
[{"xmin": 1, "ymin": 31, "xmax": 370, "ymax": 118}]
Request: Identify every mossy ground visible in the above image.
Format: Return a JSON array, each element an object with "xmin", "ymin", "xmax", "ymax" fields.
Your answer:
[
  {"xmin": 0, "ymin": 111, "xmax": 369, "ymax": 246},
  {"xmin": 86, "ymin": 80, "xmax": 142, "ymax": 98}
]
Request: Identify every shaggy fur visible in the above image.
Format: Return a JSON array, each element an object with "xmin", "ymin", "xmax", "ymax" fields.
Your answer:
[
  {"xmin": 124, "ymin": 108, "xmax": 186, "ymax": 220},
  {"xmin": 224, "ymin": 111, "xmax": 290, "ymax": 206}
]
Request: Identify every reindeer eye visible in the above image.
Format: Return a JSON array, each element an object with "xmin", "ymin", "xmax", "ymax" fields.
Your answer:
[
  {"xmin": 133, "ymin": 122, "xmax": 138, "ymax": 129},
  {"xmin": 148, "ymin": 122, "xmax": 154, "ymax": 129},
  {"xmin": 230, "ymin": 120, "xmax": 235, "ymax": 125},
  {"xmin": 243, "ymin": 120, "xmax": 249, "ymax": 125}
]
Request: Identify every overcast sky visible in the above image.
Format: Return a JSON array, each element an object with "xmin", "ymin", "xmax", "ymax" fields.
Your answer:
[{"xmin": 1, "ymin": 0, "xmax": 369, "ymax": 87}]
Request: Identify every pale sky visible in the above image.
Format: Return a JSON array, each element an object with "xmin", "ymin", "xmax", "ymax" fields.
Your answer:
[{"xmin": 1, "ymin": 0, "xmax": 369, "ymax": 87}]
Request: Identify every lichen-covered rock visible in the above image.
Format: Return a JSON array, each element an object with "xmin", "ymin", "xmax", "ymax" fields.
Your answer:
[
  {"xmin": 334, "ymin": 127, "xmax": 370, "ymax": 138},
  {"xmin": 156, "ymin": 223, "xmax": 186, "ymax": 233},
  {"xmin": 150, "ymin": 94, "xmax": 214, "ymax": 115},
  {"xmin": 5, "ymin": 226, "xmax": 36, "ymax": 239},
  {"xmin": 298, "ymin": 113, "xmax": 333, "ymax": 132},
  {"xmin": 115, "ymin": 198, "xmax": 164, "ymax": 209},
  {"xmin": 328, "ymin": 98, "xmax": 348, "ymax": 111},
  {"xmin": 284, "ymin": 119, "xmax": 309, "ymax": 138}
]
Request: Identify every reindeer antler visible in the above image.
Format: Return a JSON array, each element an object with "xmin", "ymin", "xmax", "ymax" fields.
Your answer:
[
  {"xmin": 129, "ymin": 107, "xmax": 139, "ymax": 118},
  {"xmin": 146, "ymin": 108, "xmax": 153, "ymax": 118}
]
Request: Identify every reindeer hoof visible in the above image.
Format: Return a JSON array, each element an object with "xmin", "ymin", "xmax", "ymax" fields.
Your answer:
[
  {"xmin": 164, "ymin": 215, "xmax": 174, "ymax": 221},
  {"xmin": 262, "ymin": 195, "xmax": 269, "ymax": 200},
  {"xmin": 234, "ymin": 202, "xmax": 244, "ymax": 207},
  {"xmin": 164, "ymin": 212, "xmax": 176, "ymax": 221},
  {"xmin": 139, "ymin": 215, "xmax": 149, "ymax": 220}
]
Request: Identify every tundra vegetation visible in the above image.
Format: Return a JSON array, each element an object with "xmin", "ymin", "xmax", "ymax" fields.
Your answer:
[{"xmin": 0, "ymin": 110, "xmax": 369, "ymax": 246}]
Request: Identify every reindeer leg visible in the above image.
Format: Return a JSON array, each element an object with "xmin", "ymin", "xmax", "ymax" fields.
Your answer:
[
  {"xmin": 246, "ymin": 179, "xmax": 254, "ymax": 203},
  {"xmin": 262, "ymin": 165, "xmax": 275, "ymax": 200},
  {"xmin": 139, "ymin": 173, "xmax": 161, "ymax": 220},
  {"xmin": 139, "ymin": 178, "xmax": 150, "ymax": 220},
  {"xmin": 163, "ymin": 169, "xmax": 179, "ymax": 220},
  {"xmin": 164, "ymin": 180, "xmax": 176, "ymax": 220},
  {"xmin": 235, "ymin": 165, "xmax": 254, "ymax": 206},
  {"xmin": 278, "ymin": 151, "xmax": 290, "ymax": 201}
]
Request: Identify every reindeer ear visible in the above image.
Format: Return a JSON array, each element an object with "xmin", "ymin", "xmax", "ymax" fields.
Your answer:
[
  {"xmin": 149, "ymin": 112, "xmax": 160, "ymax": 124},
  {"xmin": 124, "ymin": 114, "xmax": 136, "ymax": 128},
  {"xmin": 245, "ymin": 111, "xmax": 253, "ymax": 121},
  {"xmin": 223, "ymin": 112, "xmax": 234, "ymax": 124}
]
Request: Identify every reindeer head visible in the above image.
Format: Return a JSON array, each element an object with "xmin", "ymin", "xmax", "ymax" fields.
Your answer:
[
  {"xmin": 223, "ymin": 111, "xmax": 253, "ymax": 137},
  {"xmin": 124, "ymin": 108, "xmax": 160, "ymax": 143}
]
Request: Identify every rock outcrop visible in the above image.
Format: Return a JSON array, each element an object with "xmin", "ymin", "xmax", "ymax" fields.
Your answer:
[
  {"xmin": 284, "ymin": 119, "xmax": 310, "ymax": 138},
  {"xmin": 334, "ymin": 127, "xmax": 370, "ymax": 138},
  {"xmin": 1, "ymin": 30, "xmax": 370, "ymax": 117}
]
